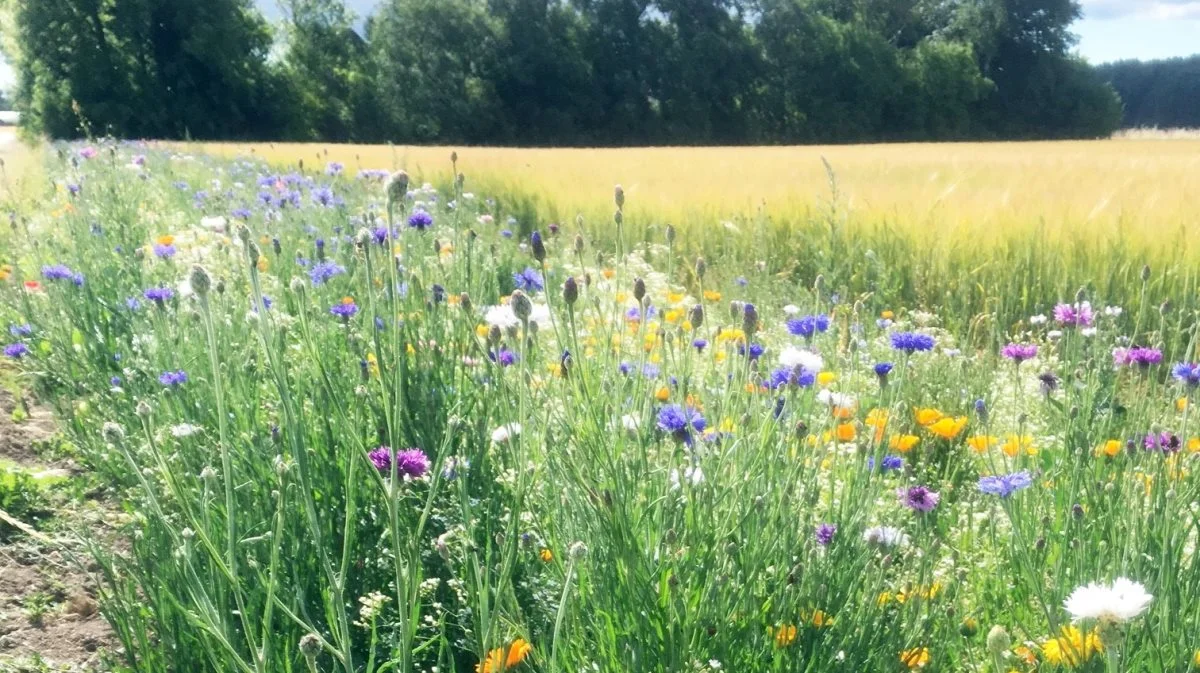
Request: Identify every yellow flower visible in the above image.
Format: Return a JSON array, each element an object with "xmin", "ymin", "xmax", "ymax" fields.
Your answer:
[
  {"xmin": 965, "ymin": 435, "xmax": 997, "ymax": 452},
  {"xmin": 768, "ymin": 624, "xmax": 797, "ymax": 647},
  {"xmin": 817, "ymin": 372, "xmax": 837, "ymax": 386},
  {"xmin": 155, "ymin": 234, "xmax": 176, "ymax": 246},
  {"xmin": 703, "ymin": 290, "xmax": 722, "ymax": 302},
  {"xmin": 900, "ymin": 647, "xmax": 930, "ymax": 669},
  {"xmin": 365, "ymin": 352, "xmax": 379, "ymax": 377},
  {"xmin": 835, "ymin": 423, "xmax": 857, "ymax": 442},
  {"xmin": 1041, "ymin": 626, "xmax": 1101, "ymax": 666},
  {"xmin": 664, "ymin": 308, "xmax": 683, "ymax": 324},
  {"xmin": 716, "ymin": 328, "xmax": 746, "ymax": 344},
  {"xmin": 257, "ymin": 256, "xmax": 270, "ymax": 272},
  {"xmin": 808, "ymin": 609, "xmax": 834, "ymax": 628},
  {"xmin": 1001, "ymin": 434, "xmax": 1037, "ymax": 457},
  {"xmin": 477, "ymin": 639, "xmax": 532, "ymax": 673},
  {"xmin": 865, "ymin": 408, "xmax": 889, "ymax": 428},
  {"xmin": 890, "ymin": 434, "xmax": 920, "ymax": 453},
  {"xmin": 602, "ymin": 268, "xmax": 615, "ymax": 279},
  {"xmin": 881, "ymin": 310, "xmax": 895, "ymax": 320},
  {"xmin": 1177, "ymin": 397, "xmax": 1189, "ymax": 412},
  {"xmin": 915, "ymin": 408, "xmax": 944, "ymax": 426},
  {"xmin": 655, "ymin": 386, "xmax": 670, "ymax": 402},
  {"xmin": 1190, "ymin": 438, "xmax": 1200, "ymax": 453},
  {"xmin": 1192, "ymin": 649, "xmax": 1200, "ymax": 669},
  {"xmin": 539, "ymin": 549, "xmax": 553, "ymax": 563},
  {"xmin": 666, "ymin": 291, "xmax": 685, "ymax": 304},
  {"xmin": 476, "ymin": 324, "xmax": 490, "ymax": 338},
  {"xmin": 926, "ymin": 416, "xmax": 967, "ymax": 440}
]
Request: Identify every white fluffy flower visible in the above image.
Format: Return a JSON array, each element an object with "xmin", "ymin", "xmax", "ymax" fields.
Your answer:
[
  {"xmin": 816, "ymin": 389, "xmax": 855, "ymax": 408},
  {"xmin": 620, "ymin": 414, "xmax": 640, "ymax": 434},
  {"xmin": 484, "ymin": 305, "xmax": 520, "ymax": 330},
  {"xmin": 491, "ymin": 423, "xmax": 522, "ymax": 444},
  {"xmin": 1030, "ymin": 314, "xmax": 1048, "ymax": 325},
  {"xmin": 1064, "ymin": 577, "xmax": 1152, "ymax": 624},
  {"xmin": 779, "ymin": 346, "xmax": 823, "ymax": 372},
  {"xmin": 669, "ymin": 465, "xmax": 705, "ymax": 490},
  {"xmin": 199, "ymin": 215, "xmax": 227, "ymax": 232},
  {"xmin": 782, "ymin": 304, "xmax": 801, "ymax": 316},
  {"xmin": 863, "ymin": 526, "xmax": 909, "ymax": 548},
  {"xmin": 170, "ymin": 423, "xmax": 202, "ymax": 438}
]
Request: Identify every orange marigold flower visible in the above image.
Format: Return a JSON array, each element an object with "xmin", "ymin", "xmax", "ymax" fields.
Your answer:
[
  {"xmin": 832, "ymin": 405, "xmax": 855, "ymax": 420},
  {"xmin": 915, "ymin": 408, "xmax": 944, "ymax": 426},
  {"xmin": 477, "ymin": 639, "xmax": 532, "ymax": 673},
  {"xmin": 926, "ymin": 416, "xmax": 967, "ymax": 440},
  {"xmin": 539, "ymin": 549, "xmax": 553, "ymax": 563},
  {"xmin": 835, "ymin": 423, "xmax": 856, "ymax": 442},
  {"xmin": 655, "ymin": 386, "xmax": 670, "ymax": 402}
]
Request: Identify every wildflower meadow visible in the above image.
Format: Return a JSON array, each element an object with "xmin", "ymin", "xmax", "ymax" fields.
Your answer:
[{"xmin": 3, "ymin": 142, "xmax": 1200, "ymax": 673}]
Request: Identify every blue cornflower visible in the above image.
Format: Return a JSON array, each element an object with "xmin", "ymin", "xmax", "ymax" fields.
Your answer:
[
  {"xmin": 408, "ymin": 211, "xmax": 434, "ymax": 230},
  {"xmin": 815, "ymin": 523, "xmax": 837, "ymax": 546},
  {"xmin": 739, "ymin": 343, "xmax": 765, "ymax": 360},
  {"xmin": 231, "ymin": 208, "xmax": 252, "ymax": 220},
  {"xmin": 4, "ymin": 343, "xmax": 30, "ymax": 359},
  {"xmin": 41, "ymin": 264, "xmax": 74, "ymax": 280},
  {"xmin": 890, "ymin": 332, "xmax": 936, "ymax": 353},
  {"xmin": 159, "ymin": 370, "xmax": 188, "ymax": 387},
  {"xmin": 735, "ymin": 276, "xmax": 748, "ymax": 287},
  {"xmin": 1172, "ymin": 362, "xmax": 1200, "ymax": 387},
  {"xmin": 874, "ymin": 362, "xmax": 894, "ymax": 378},
  {"xmin": 692, "ymin": 338, "xmax": 708, "ymax": 352},
  {"xmin": 110, "ymin": 376, "xmax": 121, "ymax": 387},
  {"xmin": 867, "ymin": 454, "xmax": 904, "ymax": 472},
  {"xmin": 143, "ymin": 287, "xmax": 174, "ymax": 304},
  {"xmin": 656, "ymin": 404, "xmax": 706, "ymax": 446},
  {"xmin": 768, "ymin": 367, "xmax": 815, "ymax": 390},
  {"xmin": 8, "ymin": 324, "xmax": 33, "ymax": 338},
  {"xmin": 375, "ymin": 316, "xmax": 386, "ymax": 331},
  {"xmin": 786, "ymin": 314, "xmax": 830, "ymax": 339},
  {"xmin": 372, "ymin": 226, "xmax": 389, "ymax": 246},
  {"xmin": 126, "ymin": 297, "xmax": 142, "ymax": 311},
  {"xmin": 642, "ymin": 363, "xmax": 660, "ymax": 379},
  {"xmin": 326, "ymin": 162, "xmax": 344, "ymax": 176},
  {"xmin": 500, "ymin": 229, "xmax": 514, "ymax": 238},
  {"xmin": 71, "ymin": 273, "xmax": 85, "ymax": 287},
  {"xmin": 490, "ymin": 349, "xmax": 518, "ymax": 367},
  {"xmin": 311, "ymin": 186, "xmax": 338, "ymax": 207},
  {"xmin": 153, "ymin": 244, "xmax": 177, "ymax": 259},
  {"xmin": 330, "ymin": 300, "xmax": 359, "ymax": 320},
  {"xmin": 308, "ymin": 261, "xmax": 346, "ymax": 286},
  {"xmin": 977, "ymin": 471, "xmax": 1034, "ymax": 498},
  {"xmin": 513, "ymin": 267, "xmax": 545, "ymax": 292}
]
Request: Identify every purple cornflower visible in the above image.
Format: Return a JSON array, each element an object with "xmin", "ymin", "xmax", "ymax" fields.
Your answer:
[
  {"xmin": 491, "ymin": 349, "xmax": 518, "ymax": 367},
  {"xmin": 868, "ymin": 454, "xmax": 904, "ymax": 472},
  {"xmin": 1172, "ymin": 362, "xmax": 1200, "ymax": 387},
  {"xmin": 1001, "ymin": 343, "xmax": 1038, "ymax": 363},
  {"xmin": 978, "ymin": 471, "xmax": 1033, "ymax": 498},
  {"xmin": 71, "ymin": 273, "xmax": 85, "ymax": 287},
  {"xmin": 815, "ymin": 523, "xmax": 837, "ymax": 546},
  {"xmin": 768, "ymin": 367, "xmax": 816, "ymax": 390},
  {"xmin": 308, "ymin": 261, "xmax": 346, "ymax": 286},
  {"xmin": 1116, "ymin": 346, "xmax": 1162, "ymax": 368},
  {"xmin": 786, "ymin": 314, "xmax": 830, "ymax": 339},
  {"xmin": 4, "ymin": 343, "xmax": 30, "ymax": 359},
  {"xmin": 735, "ymin": 276, "xmax": 748, "ymax": 287},
  {"xmin": 408, "ymin": 211, "xmax": 434, "ymax": 230},
  {"xmin": 1053, "ymin": 302, "xmax": 1094, "ymax": 327},
  {"xmin": 143, "ymin": 287, "xmax": 174, "ymax": 304},
  {"xmin": 330, "ymin": 301, "xmax": 359, "ymax": 320},
  {"xmin": 159, "ymin": 370, "xmax": 188, "ymax": 387},
  {"xmin": 873, "ymin": 362, "xmax": 893, "ymax": 380},
  {"xmin": 739, "ymin": 343, "xmax": 764, "ymax": 360},
  {"xmin": 618, "ymin": 361, "xmax": 634, "ymax": 376},
  {"xmin": 500, "ymin": 229, "xmax": 514, "ymax": 239},
  {"xmin": 899, "ymin": 485, "xmax": 940, "ymax": 512},
  {"xmin": 513, "ymin": 267, "xmax": 545, "ymax": 292},
  {"xmin": 372, "ymin": 226, "xmax": 389, "ymax": 246},
  {"xmin": 110, "ymin": 376, "xmax": 122, "ymax": 387},
  {"xmin": 325, "ymin": 162, "xmax": 344, "ymax": 176},
  {"xmin": 692, "ymin": 338, "xmax": 708, "ymax": 352},
  {"xmin": 126, "ymin": 297, "xmax": 142, "ymax": 311},
  {"xmin": 656, "ymin": 404, "xmax": 706, "ymax": 446},
  {"xmin": 153, "ymin": 243, "xmax": 177, "ymax": 259},
  {"xmin": 41, "ymin": 264, "xmax": 74, "ymax": 281},
  {"xmin": 642, "ymin": 363, "xmax": 660, "ymax": 379},
  {"xmin": 311, "ymin": 186, "xmax": 338, "ymax": 207},
  {"xmin": 79, "ymin": 146, "xmax": 97, "ymax": 159},
  {"xmin": 1144, "ymin": 431, "xmax": 1182, "ymax": 454},
  {"xmin": 890, "ymin": 332, "xmax": 935, "ymax": 353},
  {"xmin": 368, "ymin": 446, "xmax": 430, "ymax": 478},
  {"xmin": 1038, "ymin": 371, "xmax": 1060, "ymax": 395},
  {"xmin": 231, "ymin": 208, "xmax": 252, "ymax": 220},
  {"xmin": 8, "ymin": 324, "xmax": 33, "ymax": 338}
]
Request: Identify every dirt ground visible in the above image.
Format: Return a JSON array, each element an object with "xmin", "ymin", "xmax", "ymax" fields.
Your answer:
[{"xmin": 0, "ymin": 388, "xmax": 118, "ymax": 672}]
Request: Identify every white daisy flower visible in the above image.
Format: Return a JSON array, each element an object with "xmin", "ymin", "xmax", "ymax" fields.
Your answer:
[{"xmin": 1064, "ymin": 577, "xmax": 1152, "ymax": 624}]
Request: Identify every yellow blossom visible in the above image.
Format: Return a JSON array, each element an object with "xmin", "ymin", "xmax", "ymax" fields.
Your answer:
[
  {"xmin": 900, "ymin": 647, "xmax": 930, "ymax": 669},
  {"xmin": 703, "ymin": 290, "xmax": 722, "ymax": 302},
  {"xmin": 768, "ymin": 624, "xmax": 797, "ymax": 647},
  {"xmin": 968, "ymin": 435, "xmax": 999, "ymax": 453},
  {"xmin": 817, "ymin": 372, "xmax": 837, "ymax": 386},
  {"xmin": 1041, "ymin": 626, "xmax": 1102, "ymax": 666},
  {"xmin": 890, "ymin": 434, "xmax": 920, "ymax": 452},
  {"xmin": 927, "ymin": 416, "xmax": 967, "ymax": 440},
  {"xmin": 915, "ymin": 408, "xmax": 944, "ymax": 426},
  {"xmin": 539, "ymin": 549, "xmax": 553, "ymax": 562},
  {"xmin": 1001, "ymin": 434, "xmax": 1037, "ymax": 457},
  {"xmin": 476, "ymin": 639, "xmax": 532, "ymax": 673}
]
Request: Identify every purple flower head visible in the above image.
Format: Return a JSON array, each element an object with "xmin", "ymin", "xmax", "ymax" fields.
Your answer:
[
  {"xmin": 232, "ymin": 208, "xmax": 252, "ymax": 220},
  {"xmin": 642, "ymin": 363, "xmax": 661, "ymax": 379},
  {"xmin": 8, "ymin": 324, "xmax": 33, "ymax": 338},
  {"xmin": 873, "ymin": 362, "xmax": 894, "ymax": 379},
  {"xmin": 891, "ymin": 332, "xmax": 935, "ymax": 353},
  {"xmin": 330, "ymin": 301, "xmax": 359, "ymax": 320},
  {"xmin": 1038, "ymin": 371, "xmax": 1060, "ymax": 395},
  {"xmin": 126, "ymin": 297, "xmax": 142, "ymax": 311},
  {"xmin": 131, "ymin": 154, "xmax": 146, "ymax": 166},
  {"xmin": 899, "ymin": 485, "xmax": 940, "ymax": 512},
  {"xmin": 407, "ymin": 211, "xmax": 434, "ymax": 230},
  {"xmin": 1053, "ymin": 302, "xmax": 1094, "ymax": 327},
  {"xmin": 1144, "ymin": 431, "xmax": 1181, "ymax": 454},
  {"xmin": 735, "ymin": 276, "xmax": 748, "ymax": 287},
  {"xmin": 868, "ymin": 454, "xmax": 904, "ymax": 472},
  {"xmin": 490, "ymin": 349, "xmax": 518, "ymax": 367},
  {"xmin": 500, "ymin": 229, "xmax": 514, "ymax": 239},
  {"xmin": 739, "ymin": 343, "xmax": 764, "ymax": 360},
  {"xmin": 786, "ymin": 314, "xmax": 830, "ymax": 339},
  {"xmin": 4, "ymin": 343, "xmax": 30, "ymax": 359},
  {"xmin": 1001, "ymin": 343, "xmax": 1038, "ymax": 363},
  {"xmin": 1172, "ymin": 362, "xmax": 1200, "ymax": 387},
  {"xmin": 368, "ymin": 446, "xmax": 430, "ymax": 479},
  {"xmin": 79, "ymin": 146, "xmax": 97, "ymax": 159},
  {"xmin": 41, "ymin": 264, "xmax": 74, "ymax": 280},
  {"xmin": 372, "ymin": 226, "xmax": 389, "ymax": 246},
  {"xmin": 692, "ymin": 338, "xmax": 708, "ymax": 352},
  {"xmin": 311, "ymin": 186, "xmax": 338, "ymax": 208},
  {"xmin": 308, "ymin": 261, "xmax": 346, "ymax": 286},
  {"xmin": 325, "ymin": 162, "xmax": 344, "ymax": 176},
  {"xmin": 978, "ymin": 471, "xmax": 1033, "ymax": 498},
  {"xmin": 815, "ymin": 523, "xmax": 837, "ymax": 546},
  {"xmin": 656, "ymin": 404, "xmax": 706, "ymax": 446},
  {"xmin": 513, "ymin": 267, "xmax": 545, "ymax": 292},
  {"xmin": 110, "ymin": 376, "xmax": 122, "ymax": 386},
  {"xmin": 618, "ymin": 361, "xmax": 633, "ymax": 376},
  {"xmin": 768, "ymin": 367, "xmax": 816, "ymax": 390},
  {"xmin": 159, "ymin": 370, "xmax": 188, "ymax": 387},
  {"xmin": 71, "ymin": 272, "xmax": 85, "ymax": 287},
  {"xmin": 153, "ymin": 243, "xmax": 177, "ymax": 259},
  {"xmin": 144, "ymin": 287, "xmax": 174, "ymax": 304}
]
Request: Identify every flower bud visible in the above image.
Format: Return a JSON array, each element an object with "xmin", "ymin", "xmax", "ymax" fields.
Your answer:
[
  {"xmin": 190, "ymin": 264, "xmax": 212, "ymax": 297},
  {"xmin": 688, "ymin": 304, "xmax": 704, "ymax": 329},
  {"xmin": 459, "ymin": 292, "xmax": 472, "ymax": 312},
  {"xmin": 531, "ymin": 231, "xmax": 546, "ymax": 262},
  {"xmin": 613, "ymin": 209, "xmax": 623, "ymax": 226},
  {"xmin": 986, "ymin": 625, "xmax": 1011, "ymax": 655},
  {"xmin": 665, "ymin": 224, "xmax": 676, "ymax": 243},
  {"xmin": 573, "ymin": 234, "xmax": 585, "ymax": 254},
  {"xmin": 290, "ymin": 277, "xmax": 306, "ymax": 294},
  {"xmin": 633, "ymin": 278, "xmax": 646, "ymax": 302},
  {"xmin": 101, "ymin": 422, "xmax": 125, "ymax": 443},
  {"xmin": 695, "ymin": 257, "xmax": 706, "ymax": 279},
  {"xmin": 563, "ymin": 277, "xmax": 578, "ymax": 305},
  {"xmin": 135, "ymin": 401, "xmax": 152, "ymax": 417},
  {"xmin": 1141, "ymin": 264, "xmax": 1151, "ymax": 282},
  {"xmin": 511, "ymin": 290, "xmax": 532, "ymax": 321},
  {"xmin": 386, "ymin": 170, "xmax": 409, "ymax": 204},
  {"xmin": 614, "ymin": 184, "xmax": 624, "ymax": 209},
  {"xmin": 356, "ymin": 227, "xmax": 372, "ymax": 248},
  {"xmin": 569, "ymin": 541, "xmax": 588, "ymax": 559},
  {"xmin": 299, "ymin": 633, "xmax": 322, "ymax": 659}
]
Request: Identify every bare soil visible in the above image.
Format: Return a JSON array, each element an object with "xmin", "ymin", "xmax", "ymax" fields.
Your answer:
[{"xmin": 0, "ymin": 388, "xmax": 118, "ymax": 672}]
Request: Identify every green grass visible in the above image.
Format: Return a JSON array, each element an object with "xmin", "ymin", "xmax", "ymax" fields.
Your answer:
[{"xmin": 0, "ymin": 141, "xmax": 1198, "ymax": 673}]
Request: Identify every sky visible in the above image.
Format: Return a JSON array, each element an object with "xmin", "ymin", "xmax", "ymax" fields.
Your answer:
[{"xmin": 1, "ymin": 0, "xmax": 1197, "ymax": 93}]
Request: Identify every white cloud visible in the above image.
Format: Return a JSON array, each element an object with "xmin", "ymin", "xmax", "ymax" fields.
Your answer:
[{"xmin": 1081, "ymin": 0, "xmax": 1200, "ymax": 20}]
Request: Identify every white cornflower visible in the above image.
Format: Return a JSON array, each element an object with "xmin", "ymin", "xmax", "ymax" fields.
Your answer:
[
  {"xmin": 1080, "ymin": 327, "xmax": 1098, "ymax": 337},
  {"xmin": 1104, "ymin": 305, "xmax": 1123, "ymax": 317},
  {"xmin": 491, "ymin": 423, "xmax": 522, "ymax": 444},
  {"xmin": 783, "ymin": 304, "xmax": 801, "ymax": 316},
  {"xmin": 170, "ymin": 423, "xmax": 202, "ymax": 438},
  {"xmin": 863, "ymin": 526, "xmax": 909, "ymax": 548},
  {"xmin": 199, "ymin": 216, "xmax": 227, "ymax": 232},
  {"xmin": 778, "ymin": 346, "xmax": 823, "ymax": 372},
  {"xmin": 1030, "ymin": 314, "xmax": 1047, "ymax": 325},
  {"xmin": 1064, "ymin": 577, "xmax": 1152, "ymax": 624},
  {"xmin": 484, "ymin": 305, "xmax": 520, "ymax": 330},
  {"xmin": 817, "ymin": 389, "xmax": 855, "ymax": 408}
]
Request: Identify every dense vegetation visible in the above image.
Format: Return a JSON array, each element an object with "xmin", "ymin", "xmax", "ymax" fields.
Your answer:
[
  {"xmin": 1098, "ymin": 56, "xmax": 1200, "ymax": 130},
  {"xmin": 0, "ymin": 0, "xmax": 1123, "ymax": 144}
]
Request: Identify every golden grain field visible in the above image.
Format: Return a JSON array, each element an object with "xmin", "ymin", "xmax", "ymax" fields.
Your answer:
[{"xmin": 183, "ymin": 138, "xmax": 1200, "ymax": 250}]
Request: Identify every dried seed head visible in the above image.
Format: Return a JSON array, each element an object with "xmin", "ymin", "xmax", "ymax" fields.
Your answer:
[
  {"xmin": 458, "ymin": 292, "xmax": 472, "ymax": 312},
  {"xmin": 299, "ymin": 634, "xmax": 322, "ymax": 659},
  {"xmin": 573, "ymin": 234, "xmax": 585, "ymax": 254}
]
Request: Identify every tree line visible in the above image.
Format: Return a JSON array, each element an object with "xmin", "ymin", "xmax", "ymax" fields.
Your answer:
[
  {"xmin": 1097, "ymin": 56, "xmax": 1200, "ymax": 130},
  {"xmin": 1, "ymin": 0, "xmax": 1125, "ymax": 144}
]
